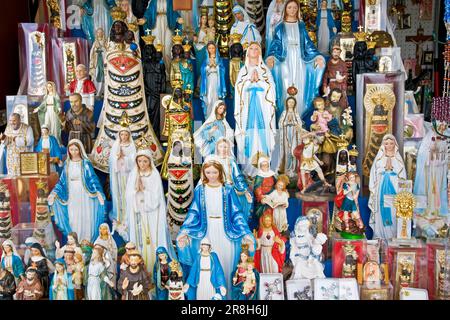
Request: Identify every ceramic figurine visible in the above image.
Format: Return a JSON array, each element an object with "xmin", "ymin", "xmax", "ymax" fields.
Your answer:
[
  {"xmin": 1, "ymin": 239, "xmax": 25, "ymax": 283},
  {"xmin": 290, "ymin": 216, "xmax": 327, "ymax": 280},
  {"xmin": 125, "ymin": 149, "xmax": 176, "ymax": 276},
  {"xmin": 266, "ymin": 0, "xmax": 326, "ymax": 118},
  {"xmin": 65, "ymin": 64, "xmax": 96, "ymax": 112},
  {"xmin": 184, "ymin": 238, "xmax": 227, "ymax": 300},
  {"xmin": 25, "ymin": 243, "xmax": 53, "ymax": 298},
  {"xmin": 265, "ymin": 0, "xmax": 286, "ymax": 55},
  {"xmin": 0, "ymin": 113, "xmax": 34, "ymax": 176},
  {"xmin": 322, "ymin": 44, "xmax": 348, "ymax": 101},
  {"xmin": 230, "ymin": 5, "xmax": 262, "ymax": 45},
  {"xmin": 49, "ymin": 259, "xmax": 74, "ymax": 300},
  {"xmin": 49, "ymin": 139, "xmax": 106, "ymax": 243},
  {"xmin": 153, "ymin": 246, "xmax": 173, "ymax": 300},
  {"xmin": 109, "ymin": 126, "xmax": 136, "ymax": 239},
  {"xmin": 254, "ymin": 156, "xmax": 277, "ymax": 219},
  {"xmin": 275, "ymin": 88, "xmax": 303, "ymax": 177},
  {"xmin": 35, "ymin": 124, "xmax": 63, "ymax": 173},
  {"xmin": 231, "ymin": 244, "xmax": 259, "ymax": 300},
  {"xmin": 0, "ymin": 266, "xmax": 16, "ymax": 300},
  {"xmin": 200, "ymin": 41, "xmax": 227, "ymax": 119},
  {"xmin": 72, "ymin": 253, "xmax": 85, "ymax": 300},
  {"xmin": 215, "ymin": 138, "xmax": 253, "ymax": 221},
  {"xmin": 254, "ymin": 213, "xmax": 286, "ymax": 273},
  {"xmin": 235, "ymin": 42, "xmax": 277, "ymax": 177},
  {"xmin": 368, "ymin": 134, "xmax": 407, "ymax": 240},
  {"xmin": 15, "ymin": 267, "xmax": 44, "ymax": 300},
  {"xmin": 85, "ymin": 244, "xmax": 115, "ymax": 300},
  {"xmin": 194, "ymin": 100, "xmax": 234, "ymax": 159},
  {"xmin": 177, "ymin": 157, "xmax": 255, "ymax": 297},
  {"xmin": 89, "ymin": 28, "xmax": 108, "ymax": 97},
  {"xmin": 33, "ymin": 81, "xmax": 62, "ymax": 144},
  {"xmin": 261, "ymin": 175, "xmax": 290, "ymax": 233},
  {"xmin": 118, "ymin": 250, "xmax": 152, "ymax": 300},
  {"xmin": 62, "ymin": 94, "xmax": 95, "ymax": 153},
  {"xmin": 316, "ymin": 0, "xmax": 337, "ymax": 56}
]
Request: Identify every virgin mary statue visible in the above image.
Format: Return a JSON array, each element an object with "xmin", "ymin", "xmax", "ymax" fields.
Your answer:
[
  {"xmin": 266, "ymin": 0, "xmax": 325, "ymax": 119},
  {"xmin": 125, "ymin": 149, "xmax": 176, "ymax": 275},
  {"xmin": 234, "ymin": 42, "xmax": 276, "ymax": 177},
  {"xmin": 49, "ymin": 139, "xmax": 106, "ymax": 242}
]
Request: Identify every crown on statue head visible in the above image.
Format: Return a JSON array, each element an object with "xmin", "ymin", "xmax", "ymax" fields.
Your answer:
[
  {"xmin": 141, "ymin": 34, "xmax": 156, "ymax": 45},
  {"xmin": 135, "ymin": 132, "xmax": 153, "ymax": 151},
  {"xmin": 154, "ymin": 42, "xmax": 164, "ymax": 52},
  {"xmin": 348, "ymin": 144, "xmax": 359, "ymax": 157},
  {"xmin": 366, "ymin": 35, "xmax": 377, "ymax": 49},
  {"xmin": 182, "ymin": 42, "xmax": 192, "ymax": 52},
  {"xmin": 200, "ymin": 6, "xmax": 209, "ymax": 17},
  {"xmin": 230, "ymin": 33, "xmax": 243, "ymax": 45},
  {"xmin": 110, "ymin": 6, "xmax": 127, "ymax": 22},
  {"xmin": 169, "ymin": 260, "xmax": 183, "ymax": 277},
  {"xmin": 354, "ymin": 25, "xmax": 367, "ymax": 42},
  {"xmin": 337, "ymin": 134, "xmax": 350, "ymax": 149},
  {"xmin": 172, "ymin": 30, "xmax": 183, "ymax": 45},
  {"xmin": 184, "ymin": 84, "xmax": 193, "ymax": 94}
]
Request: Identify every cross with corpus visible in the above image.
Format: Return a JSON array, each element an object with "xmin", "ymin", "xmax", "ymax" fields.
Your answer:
[{"xmin": 405, "ymin": 26, "xmax": 433, "ymax": 75}]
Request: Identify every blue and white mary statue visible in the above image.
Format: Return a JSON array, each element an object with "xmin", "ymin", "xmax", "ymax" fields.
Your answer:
[
  {"xmin": 176, "ymin": 156, "xmax": 255, "ymax": 297},
  {"xmin": 266, "ymin": 0, "xmax": 326, "ymax": 119}
]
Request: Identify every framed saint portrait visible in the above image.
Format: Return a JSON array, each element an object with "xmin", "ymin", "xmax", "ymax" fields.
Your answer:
[{"xmin": 422, "ymin": 51, "xmax": 434, "ymax": 65}]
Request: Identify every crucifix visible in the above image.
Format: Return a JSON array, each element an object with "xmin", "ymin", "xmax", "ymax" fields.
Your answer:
[{"xmin": 405, "ymin": 26, "xmax": 433, "ymax": 76}]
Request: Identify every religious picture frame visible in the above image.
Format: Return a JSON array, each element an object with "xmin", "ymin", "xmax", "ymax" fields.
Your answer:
[
  {"xmin": 314, "ymin": 278, "xmax": 339, "ymax": 300},
  {"xmin": 338, "ymin": 278, "xmax": 360, "ymax": 300},
  {"xmin": 422, "ymin": 51, "xmax": 434, "ymax": 65},
  {"xmin": 285, "ymin": 279, "xmax": 313, "ymax": 300},
  {"xmin": 360, "ymin": 287, "xmax": 391, "ymax": 300},
  {"xmin": 259, "ymin": 273, "xmax": 284, "ymax": 300},
  {"xmin": 6, "ymin": 96, "xmax": 29, "ymax": 125},
  {"xmin": 400, "ymin": 14, "xmax": 411, "ymax": 30},
  {"xmin": 19, "ymin": 152, "xmax": 50, "ymax": 176},
  {"xmin": 399, "ymin": 287, "xmax": 429, "ymax": 300}
]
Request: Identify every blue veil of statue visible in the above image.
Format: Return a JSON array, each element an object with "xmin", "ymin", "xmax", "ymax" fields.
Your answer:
[
  {"xmin": 176, "ymin": 184, "xmax": 255, "ymax": 276},
  {"xmin": 50, "ymin": 142, "xmax": 106, "ymax": 242},
  {"xmin": 185, "ymin": 251, "xmax": 227, "ymax": 300},
  {"xmin": 200, "ymin": 43, "xmax": 227, "ymax": 118},
  {"xmin": 143, "ymin": 0, "xmax": 181, "ymax": 32},
  {"xmin": 316, "ymin": 1, "xmax": 337, "ymax": 53},
  {"xmin": 49, "ymin": 259, "xmax": 75, "ymax": 300},
  {"xmin": 81, "ymin": 0, "xmax": 116, "ymax": 43},
  {"xmin": 267, "ymin": 13, "xmax": 325, "ymax": 120},
  {"xmin": 153, "ymin": 246, "xmax": 173, "ymax": 300}
]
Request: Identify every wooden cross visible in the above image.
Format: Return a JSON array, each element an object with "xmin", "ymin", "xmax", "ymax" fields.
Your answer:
[{"xmin": 405, "ymin": 26, "xmax": 433, "ymax": 75}]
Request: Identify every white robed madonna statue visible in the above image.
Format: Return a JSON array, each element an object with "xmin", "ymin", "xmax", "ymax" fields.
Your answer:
[
  {"xmin": 368, "ymin": 134, "xmax": 407, "ymax": 240},
  {"xmin": 266, "ymin": 0, "xmax": 325, "ymax": 119},
  {"xmin": 234, "ymin": 42, "xmax": 277, "ymax": 177},
  {"xmin": 125, "ymin": 149, "xmax": 176, "ymax": 275},
  {"xmin": 109, "ymin": 126, "xmax": 136, "ymax": 239},
  {"xmin": 49, "ymin": 139, "xmax": 106, "ymax": 242}
]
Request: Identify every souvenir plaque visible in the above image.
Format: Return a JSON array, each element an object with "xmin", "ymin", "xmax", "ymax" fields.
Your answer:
[{"xmin": 19, "ymin": 152, "xmax": 50, "ymax": 176}]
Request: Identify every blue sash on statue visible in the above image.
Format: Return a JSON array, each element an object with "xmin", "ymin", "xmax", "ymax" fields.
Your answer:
[
  {"xmin": 245, "ymin": 86, "xmax": 267, "ymax": 159},
  {"xmin": 380, "ymin": 171, "xmax": 397, "ymax": 226}
]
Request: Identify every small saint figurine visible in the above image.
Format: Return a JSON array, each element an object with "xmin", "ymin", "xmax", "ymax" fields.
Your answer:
[
  {"xmin": 55, "ymin": 232, "xmax": 82, "ymax": 259},
  {"xmin": 231, "ymin": 244, "xmax": 259, "ymax": 300},
  {"xmin": 48, "ymin": 139, "xmax": 106, "ymax": 242},
  {"xmin": 322, "ymin": 45, "xmax": 348, "ymax": 102},
  {"xmin": 65, "ymin": 64, "xmax": 96, "ymax": 111},
  {"xmin": 261, "ymin": 175, "xmax": 290, "ymax": 233},
  {"xmin": 184, "ymin": 238, "xmax": 227, "ymax": 300},
  {"xmin": 1, "ymin": 239, "xmax": 25, "ymax": 283},
  {"xmin": 109, "ymin": 126, "xmax": 136, "ymax": 239},
  {"xmin": 165, "ymin": 264, "xmax": 185, "ymax": 300},
  {"xmin": 15, "ymin": 267, "xmax": 43, "ymax": 300},
  {"xmin": 0, "ymin": 113, "xmax": 34, "ymax": 176},
  {"xmin": 94, "ymin": 224, "xmax": 118, "ymax": 284},
  {"xmin": 85, "ymin": 244, "xmax": 115, "ymax": 300},
  {"xmin": 153, "ymin": 246, "xmax": 172, "ymax": 300},
  {"xmin": 194, "ymin": 100, "xmax": 234, "ymax": 159},
  {"xmin": 72, "ymin": 253, "xmax": 85, "ymax": 300},
  {"xmin": 49, "ymin": 259, "xmax": 75, "ymax": 300},
  {"xmin": 310, "ymin": 97, "xmax": 333, "ymax": 134},
  {"xmin": 316, "ymin": 0, "xmax": 337, "ymax": 56},
  {"xmin": 89, "ymin": 28, "xmax": 108, "ymax": 98},
  {"xmin": 33, "ymin": 81, "xmax": 62, "ymax": 144},
  {"xmin": 26, "ymin": 243, "xmax": 53, "ymax": 298},
  {"xmin": 254, "ymin": 156, "xmax": 277, "ymax": 218},
  {"xmin": 62, "ymin": 93, "xmax": 95, "ymax": 153},
  {"xmin": 334, "ymin": 172, "xmax": 365, "ymax": 235},
  {"xmin": 118, "ymin": 250, "xmax": 151, "ymax": 300},
  {"xmin": 276, "ymin": 89, "xmax": 304, "ymax": 177},
  {"xmin": 290, "ymin": 216, "xmax": 327, "ymax": 280},
  {"xmin": 35, "ymin": 124, "xmax": 62, "ymax": 173},
  {"xmin": 254, "ymin": 213, "xmax": 286, "ymax": 274},
  {"xmin": 0, "ymin": 265, "xmax": 16, "ymax": 300},
  {"xmin": 200, "ymin": 41, "xmax": 227, "ymax": 119},
  {"xmin": 368, "ymin": 134, "xmax": 407, "ymax": 240}
]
